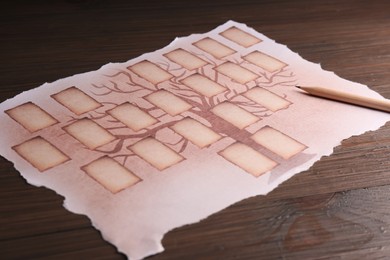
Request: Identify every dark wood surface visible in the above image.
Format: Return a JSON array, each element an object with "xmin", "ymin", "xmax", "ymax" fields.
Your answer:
[{"xmin": 1, "ymin": 1, "xmax": 390, "ymax": 259}]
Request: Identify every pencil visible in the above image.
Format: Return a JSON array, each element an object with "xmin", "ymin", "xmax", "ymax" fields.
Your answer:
[{"xmin": 296, "ymin": 86, "xmax": 390, "ymax": 113}]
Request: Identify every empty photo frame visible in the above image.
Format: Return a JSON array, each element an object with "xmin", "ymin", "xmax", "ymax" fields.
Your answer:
[
  {"xmin": 5, "ymin": 102, "xmax": 58, "ymax": 132},
  {"xmin": 128, "ymin": 60, "xmax": 173, "ymax": 85},
  {"xmin": 82, "ymin": 156, "xmax": 142, "ymax": 194},
  {"xmin": 219, "ymin": 142, "xmax": 277, "ymax": 177},
  {"xmin": 51, "ymin": 86, "xmax": 102, "ymax": 115},
  {"xmin": 12, "ymin": 136, "xmax": 70, "ymax": 172}
]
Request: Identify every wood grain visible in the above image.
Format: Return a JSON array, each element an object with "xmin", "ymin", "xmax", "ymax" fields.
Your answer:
[{"xmin": 1, "ymin": 0, "xmax": 390, "ymax": 259}]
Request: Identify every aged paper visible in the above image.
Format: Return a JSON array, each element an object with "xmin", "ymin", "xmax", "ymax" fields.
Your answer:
[{"xmin": 0, "ymin": 21, "xmax": 389, "ymax": 259}]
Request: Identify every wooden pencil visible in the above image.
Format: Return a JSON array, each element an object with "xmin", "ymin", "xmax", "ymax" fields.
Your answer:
[{"xmin": 296, "ymin": 86, "xmax": 390, "ymax": 113}]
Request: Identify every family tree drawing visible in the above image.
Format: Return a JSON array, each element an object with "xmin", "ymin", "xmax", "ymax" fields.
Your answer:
[{"xmin": 6, "ymin": 26, "xmax": 312, "ymax": 194}]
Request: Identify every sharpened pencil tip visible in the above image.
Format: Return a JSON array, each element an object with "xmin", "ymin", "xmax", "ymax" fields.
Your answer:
[{"xmin": 295, "ymin": 85, "xmax": 301, "ymax": 89}]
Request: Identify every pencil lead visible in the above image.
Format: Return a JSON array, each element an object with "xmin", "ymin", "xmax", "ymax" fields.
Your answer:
[{"xmin": 295, "ymin": 85, "xmax": 301, "ymax": 89}]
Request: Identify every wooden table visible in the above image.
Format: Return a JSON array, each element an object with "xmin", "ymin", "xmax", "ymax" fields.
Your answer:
[{"xmin": 1, "ymin": 1, "xmax": 390, "ymax": 259}]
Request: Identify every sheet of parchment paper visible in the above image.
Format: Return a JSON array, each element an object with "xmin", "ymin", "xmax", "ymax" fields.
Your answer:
[{"xmin": 0, "ymin": 21, "xmax": 389, "ymax": 259}]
